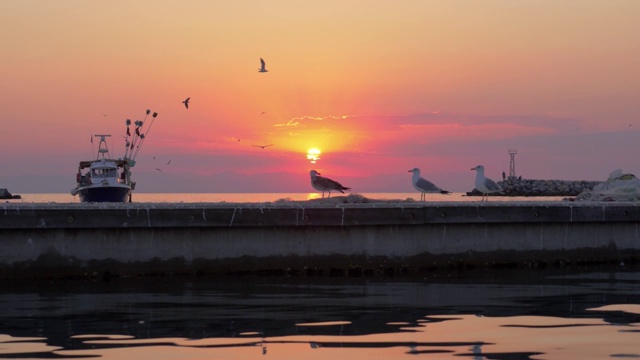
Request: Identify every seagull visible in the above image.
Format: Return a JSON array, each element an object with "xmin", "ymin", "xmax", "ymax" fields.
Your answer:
[
  {"xmin": 471, "ymin": 165, "xmax": 503, "ymax": 201},
  {"xmin": 258, "ymin": 58, "xmax": 268, "ymax": 73},
  {"xmin": 252, "ymin": 144, "xmax": 273, "ymax": 149},
  {"xmin": 408, "ymin": 168, "xmax": 450, "ymax": 201},
  {"xmin": 155, "ymin": 168, "xmax": 162, "ymax": 172},
  {"xmin": 182, "ymin": 97, "xmax": 190, "ymax": 109},
  {"xmin": 309, "ymin": 170, "xmax": 350, "ymax": 198},
  {"xmin": 166, "ymin": 160, "xmax": 171, "ymax": 165}
]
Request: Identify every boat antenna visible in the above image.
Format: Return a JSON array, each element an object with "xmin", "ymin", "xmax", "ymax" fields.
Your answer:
[{"xmin": 132, "ymin": 110, "xmax": 158, "ymax": 161}]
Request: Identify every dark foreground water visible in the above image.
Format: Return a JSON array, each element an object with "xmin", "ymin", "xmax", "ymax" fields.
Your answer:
[{"xmin": 1, "ymin": 270, "xmax": 639, "ymax": 360}]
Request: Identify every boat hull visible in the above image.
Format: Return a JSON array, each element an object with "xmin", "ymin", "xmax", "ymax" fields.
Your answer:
[{"xmin": 77, "ymin": 185, "xmax": 131, "ymax": 203}]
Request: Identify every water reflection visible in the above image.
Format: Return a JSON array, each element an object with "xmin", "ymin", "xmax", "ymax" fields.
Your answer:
[{"xmin": 1, "ymin": 270, "xmax": 639, "ymax": 359}]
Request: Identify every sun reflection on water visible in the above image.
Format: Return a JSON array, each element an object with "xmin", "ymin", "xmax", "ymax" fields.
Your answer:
[{"xmin": 4, "ymin": 310, "xmax": 639, "ymax": 360}]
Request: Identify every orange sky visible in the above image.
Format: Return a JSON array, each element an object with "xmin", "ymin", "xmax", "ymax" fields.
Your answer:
[{"xmin": 1, "ymin": 1, "xmax": 640, "ymax": 193}]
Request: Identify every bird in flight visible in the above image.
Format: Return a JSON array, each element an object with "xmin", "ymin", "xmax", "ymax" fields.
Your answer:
[
  {"xmin": 259, "ymin": 58, "xmax": 268, "ymax": 73},
  {"xmin": 182, "ymin": 97, "xmax": 190, "ymax": 109},
  {"xmin": 166, "ymin": 160, "xmax": 171, "ymax": 165},
  {"xmin": 252, "ymin": 144, "xmax": 273, "ymax": 149},
  {"xmin": 155, "ymin": 168, "xmax": 162, "ymax": 172}
]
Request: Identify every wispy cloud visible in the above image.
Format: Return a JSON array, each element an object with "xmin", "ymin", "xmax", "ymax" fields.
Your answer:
[{"xmin": 272, "ymin": 115, "xmax": 349, "ymax": 128}]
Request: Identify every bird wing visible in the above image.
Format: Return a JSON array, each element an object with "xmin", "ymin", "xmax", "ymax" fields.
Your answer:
[
  {"xmin": 260, "ymin": 58, "xmax": 265, "ymax": 68},
  {"xmin": 415, "ymin": 177, "xmax": 441, "ymax": 192},
  {"xmin": 484, "ymin": 178, "xmax": 502, "ymax": 192},
  {"xmin": 315, "ymin": 176, "xmax": 347, "ymax": 191}
]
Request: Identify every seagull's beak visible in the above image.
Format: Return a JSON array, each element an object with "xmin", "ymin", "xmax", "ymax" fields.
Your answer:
[{"xmin": 471, "ymin": 167, "xmax": 476, "ymax": 171}]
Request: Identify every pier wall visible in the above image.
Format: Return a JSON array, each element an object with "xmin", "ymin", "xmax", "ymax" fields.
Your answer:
[{"xmin": 1, "ymin": 202, "xmax": 639, "ymax": 278}]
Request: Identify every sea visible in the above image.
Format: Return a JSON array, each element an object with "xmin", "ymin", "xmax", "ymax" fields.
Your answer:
[
  {"xmin": 2, "ymin": 192, "xmax": 639, "ymax": 359},
  {"xmin": 8, "ymin": 192, "xmax": 569, "ymax": 204}
]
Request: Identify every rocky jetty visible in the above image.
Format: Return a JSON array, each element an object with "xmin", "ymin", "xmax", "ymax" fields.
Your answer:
[
  {"xmin": 1, "ymin": 188, "xmax": 21, "ymax": 200},
  {"xmin": 574, "ymin": 170, "xmax": 640, "ymax": 202},
  {"xmin": 468, "ymin": 178, "xmax": 601, "ymax": 197}
]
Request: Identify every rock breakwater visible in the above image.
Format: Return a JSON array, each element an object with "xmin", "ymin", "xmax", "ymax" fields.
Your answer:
[
  {"xmin": 498, "ymin": 178, "xmax": 601, "ymax": 196},
  {"xmin": 468, "ymin": 178, "xmax": 602, "ymax": 197},
  {"xmin": 1, "ymin": 188, "xmax": 21, "ymax": 200}
]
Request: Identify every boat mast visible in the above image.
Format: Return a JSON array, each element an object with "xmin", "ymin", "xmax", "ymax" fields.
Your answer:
[{"xmin": 94, "ymin": 134, "xmax": 111, "ymax": 160}]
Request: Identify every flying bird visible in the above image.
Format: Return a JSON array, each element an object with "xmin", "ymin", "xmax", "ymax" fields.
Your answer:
[
  {"xmin": 155, "ymin": 168, "xmax": 162, "ymax": 172},
  {"xmin": 258, "ymin": 58, "xmax": 268, "ymax": 73},
  {"xmin": 309, "ymin": 170, "xmax": 350, "ymax": 198},
  {"xmin": 408, "ymin": 168, "xmax": 450, "ymax": 201},
  {"xmin": 166, "ymin": 160, "xmax": 171, "ymax": 165},
  {"xmin": 471, "ymin": 165, "xmax": 503, "ymax": 201},
  {"xmin": 252, "ymin": 144, "xmax": 273, "ymax": 149},
  {"xmin": 182, "ymin": 97, "xmax": 190, "ymax": 109}
]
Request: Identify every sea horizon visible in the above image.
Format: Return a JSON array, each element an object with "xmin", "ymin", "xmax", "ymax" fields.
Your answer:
[{"xmin": 6, "ymin": 192, "xmax": 568, "ymax": 204}]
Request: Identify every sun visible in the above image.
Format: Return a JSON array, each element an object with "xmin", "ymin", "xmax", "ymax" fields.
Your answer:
[{"xmin": 306, "ymin": 148, "xmax": 321, "ymax": 164}]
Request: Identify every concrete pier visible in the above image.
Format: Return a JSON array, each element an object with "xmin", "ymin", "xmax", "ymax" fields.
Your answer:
[{"xmin": 1, "ymin": 201, "xmax": 639, "ymax": 278}]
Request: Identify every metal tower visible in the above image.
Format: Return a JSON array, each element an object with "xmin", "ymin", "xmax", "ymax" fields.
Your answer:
[{"xmin": 508, "ymin": 149, "xmax": 518, "ymax": 177}]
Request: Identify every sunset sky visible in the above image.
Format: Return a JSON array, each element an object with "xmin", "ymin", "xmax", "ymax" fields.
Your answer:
[{"xmin": 1, "ymin": 1, "xmax": 639, "ymax": 194}]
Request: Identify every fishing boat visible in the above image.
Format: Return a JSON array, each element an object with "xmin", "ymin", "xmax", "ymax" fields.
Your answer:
[{"xmin": 71, "ymin": 110, "xmax": 158, "ymax": 202}]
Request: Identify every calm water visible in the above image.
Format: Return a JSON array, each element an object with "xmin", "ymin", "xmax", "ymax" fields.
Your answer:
[
  {"xmin": 9, "ymin": 192, "xmax": 568, "ymax": 204},
  {"xmin": 1, "ymin": 272, "xmax": 639, "ymax": 359},
  {"xmin": 3, "ymin": 192, "xmax": 634, "ymax": 359}
]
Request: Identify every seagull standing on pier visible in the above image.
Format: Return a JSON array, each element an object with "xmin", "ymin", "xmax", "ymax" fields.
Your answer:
[
  {"xmin": 309, "ymin": 170, "xmax": 350, "ymax": 198},
  {"xmin": 471, "ymin": 165, "xmax": 503, "ymax": 201},
  {"xmin": 408, "ymin": 168, "xmax": 450, "ymax": 201},
  {"xmin": 258, "ymin": 58, "xmax": 268, "ymax": 73}
]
